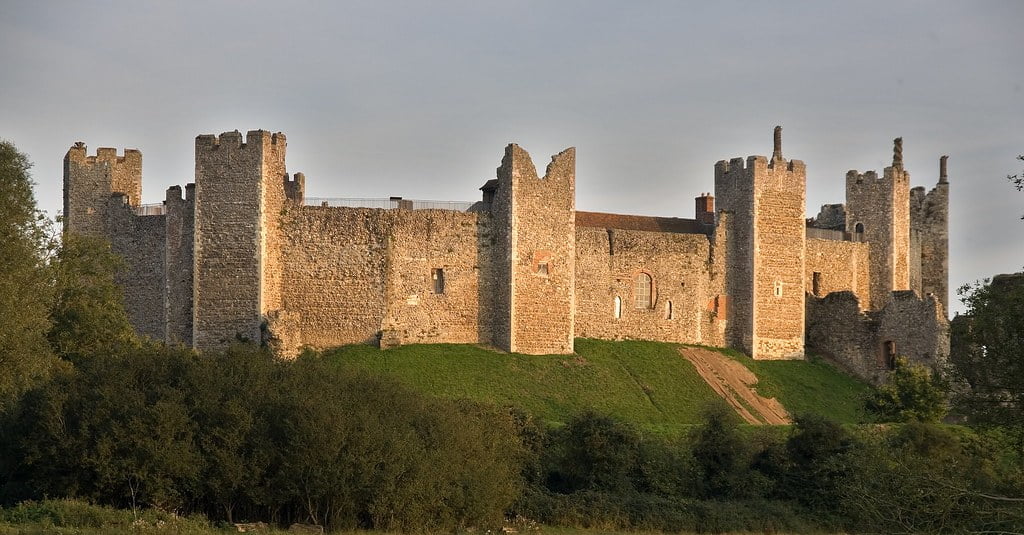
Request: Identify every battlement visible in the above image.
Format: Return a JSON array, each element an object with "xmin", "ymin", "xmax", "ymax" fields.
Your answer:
[
  {"xmin": 65, "ymin": 142, "xmax": 142, "ymax": 165},
  {"xmin": 286, "ymin": 172, "xmax": 305, "ymax": 202},
  {"xmin": 195, "ymin": 130, "xmax": 286, "ymax": 151}
]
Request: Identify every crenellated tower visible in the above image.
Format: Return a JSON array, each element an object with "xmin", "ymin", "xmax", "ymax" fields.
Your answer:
[
  {"xmin": 192, "ymin": 130, "xmax": 296, "ymax": 351},
  {"xmin": 63, "ymin": 143, "xmax": 142, "ymax": 235},
  {"xmin": 845, "ymin": 138, "xmax": 911, "ymax": 311},
  {"xmin": 491, "ymin": 144, "xmax": 576, "ymax": 354},
  {"xmin": 714, "ymin": 126, "xmax": 806, "ymax": 359}
]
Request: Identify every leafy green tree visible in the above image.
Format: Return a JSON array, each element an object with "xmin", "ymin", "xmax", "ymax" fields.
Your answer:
[
  {"xmin": 782, "ymin": 413, "xmax": 860, "ymax": 511},
  {"xmin": 0, "ymin": 140, "xmax": 59, "ymax": 410},
  {"xmin": 689, "ymin": 400, "xmax": 750, "ymax": 498},
  {"xmin": 865, "ymin": 356, "xmax": 949, "ymax": 423},
  {"xmin": 551, "ymin": 410, "xmax": 640, "ymax": 494},
  {"xmin": 950, "ymin": 274, "xmax": 1024, "ymax": 452},
  {"xmin": 1009, "ymin": 153, "xmax": 1024, "ymax": 219},
  {"xmin": 48, "ymin": 233, "xmax": 137, "ymax": 361}
]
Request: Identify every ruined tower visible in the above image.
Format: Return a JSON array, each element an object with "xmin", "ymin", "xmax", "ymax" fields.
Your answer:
[
  {"xmin": 714, "ymin": 127, "xmax": 807, "ymax": 359},
  {"xmin": 845, "ymin": 138, "xmax": 911, "ymax": 310},
  {"xmin": 491, "ymin": 144, "xmax": 576, "ymax": 354},
  {"xmin": 910, "ymin": 156, "xmax": 950, "ymax": 314},
  {"xmin": 192, "ymin": 130, "xmax": 302, "ymax": 351}
]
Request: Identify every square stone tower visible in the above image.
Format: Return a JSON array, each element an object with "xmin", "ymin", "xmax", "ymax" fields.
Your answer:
[
  {"xmin": 845, "ymin": 138, "xmax": 911, "ymax": 311},
  {"xmin": 715, "ymin": 127, "xmax": 806, "ymax": 359},
  {"xmin": 192, "ymin": 130, "xmax": 301, "ymax": 351}
]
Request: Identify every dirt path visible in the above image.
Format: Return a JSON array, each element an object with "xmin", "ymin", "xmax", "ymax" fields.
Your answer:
[{"xmin": 679, "ymin": 347, "xmax": 791, "ymax": 425}]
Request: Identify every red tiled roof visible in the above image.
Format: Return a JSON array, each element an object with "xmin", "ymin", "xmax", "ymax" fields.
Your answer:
[{"xmin": 575, "ymin": 211, "xmax": 706, "ymax": 234}]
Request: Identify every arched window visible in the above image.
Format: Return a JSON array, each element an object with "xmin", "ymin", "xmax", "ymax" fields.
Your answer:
[
  {"xmin": 854, "ymin": 222, "xmax": 864, "ymax": 234},
  {"xmin": 635, "ymin": 273, "xmax": 653, "ymax": 309},
  {"xmin": 613, "ymin": 296, "xmax": 622, "ymax": 319},
  {"xmin": 666, "ymin": 300, "xmax": 673, "ymax": 319}
]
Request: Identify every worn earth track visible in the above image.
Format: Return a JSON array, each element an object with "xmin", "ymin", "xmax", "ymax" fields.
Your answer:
[{"xmin": 679, "ymin": 347, "xmax": 791, "ymax": 425}]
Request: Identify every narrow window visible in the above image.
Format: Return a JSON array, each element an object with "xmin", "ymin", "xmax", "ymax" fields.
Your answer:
[
  {"xmin": 537, "ymin": 261, "xmax": 549, "ymax": 276},
  {"xmin": 666, "ymin": 300, "xmax": 674, "ymax": 319},
  {"xmin": 431, "ymin": 268, "xmax": 445, "ymax": 294},
  {"xmin": 635, "ymin": 273, "xmax": 653, "ymax": 309},
  {"xmin": 812, "ymin": 272, "xmax": 822, "ymax": 297},
  {"xmin": 614, "ymin": 296, "xmax": 622, "ymax": 319},
  {"xmin": 884, "ymin": 341, "xmax": 897, "ymax": 370},
  {"xmin": 854, "ymin": 222, "xmax": 864, "ymax": 234},
  {"xmin": 774, "ymin": 281, "xmax": 783, "ymax": 297}
]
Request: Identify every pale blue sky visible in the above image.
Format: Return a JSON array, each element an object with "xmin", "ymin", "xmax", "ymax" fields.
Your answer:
[{"xmin": 2, "ymin": 0, "xmax": 1022, "ymax": 314}]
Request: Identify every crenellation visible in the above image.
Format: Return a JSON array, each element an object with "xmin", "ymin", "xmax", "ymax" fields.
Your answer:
[{"xmin": 63, "ymin": 125, "xmax": 950, "ymax": 384}]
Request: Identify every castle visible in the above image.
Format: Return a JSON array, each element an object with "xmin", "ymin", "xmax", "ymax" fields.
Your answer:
[{"xmin": 63, "ymin": 127, "xmax": 949, "ymax": 383}]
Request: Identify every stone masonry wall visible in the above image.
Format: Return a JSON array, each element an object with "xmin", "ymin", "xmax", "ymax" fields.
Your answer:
[
  {"xmin": 910, "ymin": 178, "xmax": 949, "ymax": 314},
  {"xmin": 805, "ymin": 238, "xmax": 870, "ymax": 303},
  {"xmin": 751, "ymin": 156, "xmax": 806, "ymax": 359},
  {"xmin": 104, "ymin": 195, "xmax": 167, "ymax": 340},
  {"xmin": 63, "ymin": 144, "xmax": 142, "ymax": 235},
  {"xmin": 193, "ymin": 131, "xmax": 280, "ymax": 350},
  {"xmin": 715, "ymin": 158, "xmax": 755, "ymax": 353},
  {"xmin": 164, "ymin": 185, "xmax": 194, "ymax": 345},
  {"xmin": 499, "ymin": 145, "xmax": 576, "ymax": 354},
  {"xmin": 574, "ymin": 226, "xmax": 715, "ymax": 343},
  {"xmin": 875, "ymin": 290, "xmax": 950, "ymax": 371}
]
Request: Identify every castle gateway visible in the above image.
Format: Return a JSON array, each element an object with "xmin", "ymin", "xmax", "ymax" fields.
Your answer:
[{"xmin": 63, "ymin": 127, "xmax": 949, "ymax": 384}]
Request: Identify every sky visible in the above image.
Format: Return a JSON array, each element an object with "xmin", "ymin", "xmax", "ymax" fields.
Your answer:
[{"xmin": 2, "ymin": 0, "xmax": 1022, "ymax": 315}]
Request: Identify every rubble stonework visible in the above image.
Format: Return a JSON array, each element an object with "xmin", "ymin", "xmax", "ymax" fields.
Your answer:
[{"xmin": 62, "ymin": 127, "xmax": 950, "ymax": 382}]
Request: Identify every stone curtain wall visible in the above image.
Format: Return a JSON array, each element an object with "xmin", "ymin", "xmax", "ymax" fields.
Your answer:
[
  {"xmin": 499, "ymin": 145, "xmax": 576, "ymax": 354},
  {"xmin": 63, "ymin": 145, "xmax": 142, "ymax": 235},
  {"xmin": 805, "ymin": 238, "xmax": 870, "ymax": 304},
  {"xmin": 104, "ymin": 195, "xmax": 167, "ymax": 340},
  {"xmin": 574, "ymin": 226, "xmax": 715, "ymax": 344},
  {"xmin": 875, "ymin": 291, "xmax": 949, "ymax": 371},
  {"xmin": 271, "ymin": 206, "xmax": 492, "ymax": 356}
]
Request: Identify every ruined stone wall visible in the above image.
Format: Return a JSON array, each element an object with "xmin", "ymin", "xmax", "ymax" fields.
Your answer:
[
  {"xmin": 807, "ymin": 290, "xmax": 949, "ymax": 384},
  {"xmin": 806, "ymin": 292, "xmax": 883, "ymax": 383},
  {"xmin": 805, "ymin": 238, "xmax": 870, "ymax": 303},
  {"xmin": 497, "ymin": 145, "xmax": 576, "ymax": 354},
  {"xmin": 910, "ymin": 176, "xmax": 949, "ymax": 315},
  {"xmin": 574, "ymin": 226, "xmax": 716, "ymax": 343},
  {"xmin": 193, "ymin": 131, "xmax": 285, "ymax": 350},
  {"xmin": 63, "ymin": 145, "xmax": 142, "ymax": 235},
  {"xmin": 875, "ymin": 290, "xmax": 950, "ymax": 371},
  {"xmin": 164, "ymin": 185, "xmax": 194, "ymax": 345},
  {"xmin": 104, "ymin": 195, "xmax": 167, "ymax": 340}
]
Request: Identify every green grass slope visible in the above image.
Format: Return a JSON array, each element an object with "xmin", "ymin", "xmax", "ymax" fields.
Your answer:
[{"xmin": 321, "ymin": 339, "xmax": 871, "ymax": 433}]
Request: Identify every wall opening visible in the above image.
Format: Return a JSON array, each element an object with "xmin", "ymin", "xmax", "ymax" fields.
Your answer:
[
  {"xmin": 854, "ymin": 222, "xmax": 864, "ymax": 234},
  {"xmin": 774, "ymin": 281, "xmax": 783, "ymax": 297},
  {"xmin": 812, "ymin": 272, "xmax": 822, "ymax": 297},
  {"xmin": 883, "ymin": 340, "xmax": 897, "ymax": 370},
  {"xmin": 537, "ymin": 261, "xmax": 549, "ymax": 276},
  {"xmin": 635, "ymin": 273, "xmax": 653, "ymax": 309},
  {"xmin": 431, "ymin": 268, "xmax": 445, "ymax": 294},
  {"xmin": 666, "ymin": 300, "xmax": 673, "ymax": 319},
  {"xmin": 613, "ymin": 296, "xmax": 622, "ymax": 319}
]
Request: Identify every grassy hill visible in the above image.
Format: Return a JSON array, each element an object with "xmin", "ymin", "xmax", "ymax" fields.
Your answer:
[{"xmin": 320, "ymin": 339, "xmax": 871, "ymax": 434}]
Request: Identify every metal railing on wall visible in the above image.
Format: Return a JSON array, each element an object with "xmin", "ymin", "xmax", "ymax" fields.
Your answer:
[
  {"xmin": 304, "ymin": 197, "xmax": 476, "ymax": 212},
  {"xmin": 805, "ymin": 227, "xmax": 864, "ymax": 243},
  {"xmin": 133, "ymin": 203, "xmax": 166, "ymax": 216}
]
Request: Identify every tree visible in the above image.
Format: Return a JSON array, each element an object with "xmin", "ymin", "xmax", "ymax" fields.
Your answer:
[
  {"xmin": 48, "ymin": 233, "xmax": 137, "ymax": 361},
  {"xmin": 949, "ymin": 274, "xmax": 1024, "ymax": 452},
  {"xmin": 1009, "ymin": 154, "xmax": 1024, "ymax": 219},
  {"xmin": 864, "ymin": 356, "xmax": 949, "ymax": 423},
  {"xmin": 0, "ymin": 140, "xmax": 59, "ymax": 411}
]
